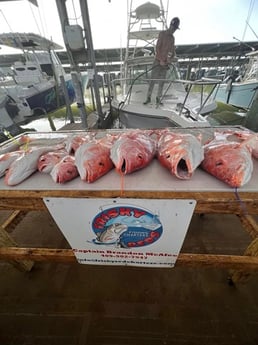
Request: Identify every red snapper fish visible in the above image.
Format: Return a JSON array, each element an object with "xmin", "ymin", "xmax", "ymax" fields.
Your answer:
[
  {"xmin": 157, "ymin": 131, "xmax": 204, "ymax": 179},
  {"xmin": 110, "ymin": 130, "xmax": 156, "ymax": 174},
  {"xmin": 201, "ymin": 133, "xmax": 253, "ymax": 188},
  {"xmin": 50, "ymin": 155, "xmax": 79, "ymax": 183},
  {"xmin": 65, "ymin": 133, "xmax": 95, "ymax": 154},
  {"xmin": 5, "ymin": 146, "xmax": 62, "ymax": 186},
  {"xmin": 232, "ymin": 130, "xmax": 258, "ymax": 159},
  {"xmin": 0, "ymin": 150, "xmax": 24, "ymax": 178},
  {"xmin": 75, "ymin": 136, "xmax": 115, "ymax": 183},
  {"xmin": 37, "ymin": 149, "xmax": 68, "ymax": 173}
]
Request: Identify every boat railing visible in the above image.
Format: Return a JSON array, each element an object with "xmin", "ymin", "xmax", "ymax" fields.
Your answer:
[
  {"xmin": 111, "ymin": 75, "xmax": 221, "ymax": 116},
  {"xmin": 173, "ymin": 78, "xmax": 222, "ymax": 117}
]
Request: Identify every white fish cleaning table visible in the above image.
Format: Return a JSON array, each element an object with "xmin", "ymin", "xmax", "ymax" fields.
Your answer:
[{"xmin": 0, "ymin": 128, "xmax": 258, "ymax": 282}]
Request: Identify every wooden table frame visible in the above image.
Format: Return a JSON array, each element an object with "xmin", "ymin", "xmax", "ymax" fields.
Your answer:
[
  {"xmin": 1, "ymin": 188, "xmax": 258, "ymax": 283},
  {"xmin": 0, "ymin": 126, "xmax": 258, "ymax": 283}
]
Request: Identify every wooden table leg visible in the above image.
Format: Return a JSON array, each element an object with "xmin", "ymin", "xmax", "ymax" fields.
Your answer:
[
  {"xmin": 229, "ymin": 215, "xmax": 258, "ymax": 284},
  {"xmin": 0, "ymin": 211, "xmax": 34, "ymax": 272},
  {"xmin": 1, "ymin": 210, "xmax": 28, "ymax": 233}
]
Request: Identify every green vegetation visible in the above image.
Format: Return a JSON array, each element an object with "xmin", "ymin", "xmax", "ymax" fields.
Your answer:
[
  {"xmin": 213, "ymin": 102, "xmax": 246, "ymax": 114},
  {"xmin": 49, "ymin": 103, "xmax": 94, "ymax": 119},
  {"xmin": 207, "ymin": 102, "xmax": 247, "ymax": 126},
  {"xmin": 21, "ymin": 102, "xmax": 95, "ymax": 132}
]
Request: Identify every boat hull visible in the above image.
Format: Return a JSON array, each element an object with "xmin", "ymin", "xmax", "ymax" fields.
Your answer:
[
  {"xmin": 118, "ymin": 109, "xmax": 176, "ymax": 129},
  {"xmin": 26, "ymin": 79, "xmax": 76, "ymax": 115},
  {"xmin": 215, "ymin": 81, "xmax": 258, "ymax": 109},
  {"xmin": 111, "ymin": 102, "xmax": 210, "ymax": 129},
  {"xmin": 0, "ymin": 94, "xmax": 27, "ymax": 141}
]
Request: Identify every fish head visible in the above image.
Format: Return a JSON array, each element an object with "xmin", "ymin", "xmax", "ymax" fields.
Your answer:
[
  {"xmin": 97, "ymin": 133, "xmax": 119, "ymax": 148},
  {"xmin": 202, "ymin": 143, "xmax": 253, "ymax": 187},
  {"xmin": 158, "ymin": 133, "xmax": 204, "ymax": 179},
  {"xmin": 241, "ymin": 134, "xmax": 258, "ymax": 159},
  {"xmin": 50, "ymin": 156, "xmax": 78, "ymax": 183},
  {"xmin": 158, "ymin": 137, "xmax": 191, "ymax": 177},
  {"xmin": 37, "ymin": 151, "xmax": 66, "ymax": 173},
  {"xmin": 83, "ymin": 152, "xmax": 114, "ymax": 183},
  {"xmin": 111, "ymin": 138, "xmax": 153, "ymax": 174},
  {"xmin": 65, "ymin": 135, "xmax": 89, "ymax": 154},
  {"xmin": 0, "ymin": 150, "xmax": 23, "ymax": 177},
  {"xmin": 5, "ymin": 152, "xmax": 35, "ymax": 186},
  {"xmin": 75, "ymin": 142, "xmax": 114, "ymax": 183},
  {"xmin": 73, "ymin": 133, "xmax": 97, "ymax": 153}
]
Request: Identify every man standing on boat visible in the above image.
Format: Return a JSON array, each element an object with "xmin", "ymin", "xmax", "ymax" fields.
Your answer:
[{"xmin": 143, "ymin": 17, "xmax": 180, "ymax": 106}]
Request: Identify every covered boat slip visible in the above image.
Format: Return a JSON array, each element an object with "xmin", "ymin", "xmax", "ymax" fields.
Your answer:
[{"xmin": 0, "ymin": 127, "xmax": 258, "ymax": 281}]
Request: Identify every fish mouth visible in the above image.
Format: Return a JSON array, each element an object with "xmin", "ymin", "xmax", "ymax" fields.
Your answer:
[
  {"xmin": 38, "ymin": 164, "xmax": 47, "ymax": 172},
  {"xmin": 176, "ymin": 159, "xmax": 191, "ymax": 179},
  {"xmin": 119, "ymin": 152, "xmax": 144, "ymax": 174},
  {"xmin": 54, "ymin": 169, "xmax": 74, "ymax": 184},
  {"xmin": 121, "ymin": 159, "xmax": 126, "ymax": 173}
]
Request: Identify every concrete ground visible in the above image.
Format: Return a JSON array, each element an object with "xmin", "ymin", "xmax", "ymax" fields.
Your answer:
[{"xmin": 0, "ymin": 210, "xmax": 258, "ymax": 345}]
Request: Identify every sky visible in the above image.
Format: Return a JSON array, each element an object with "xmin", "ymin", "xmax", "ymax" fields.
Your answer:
[{"xmin": 0, "ymin": 0, "xmax": 257, "ymax": 55}]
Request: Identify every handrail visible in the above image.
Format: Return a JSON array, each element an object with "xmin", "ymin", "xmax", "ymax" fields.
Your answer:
[
  {"xmin": 111, "ymin": 76, "xmax": 221, "ymax": 88},
  {"xmin": 110, "ymin": 76, "xmax": 220, "ymax": 117}
]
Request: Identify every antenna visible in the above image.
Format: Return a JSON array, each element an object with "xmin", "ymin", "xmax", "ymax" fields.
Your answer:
[{"xmin": 245, "ymin": 21, "xmax": 258, "ymax": 40}]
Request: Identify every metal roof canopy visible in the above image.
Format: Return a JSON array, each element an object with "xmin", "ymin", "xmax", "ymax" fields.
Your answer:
[
  {"xmin": 175, "ymin": 41, "xmax": 258, "ymax": 58},
  {"xmin": 1, "ymin": 41, "xmax": 258, "ymax": 70},
  {"xmin": 94, "ymin": 41, "xmax": 258, "ymax": 62}
]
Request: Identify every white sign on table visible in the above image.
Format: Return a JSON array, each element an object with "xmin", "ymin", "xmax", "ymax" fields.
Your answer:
[{"xmin": 44, "ymin": 198, "xmax": 196, "ymax": 268}]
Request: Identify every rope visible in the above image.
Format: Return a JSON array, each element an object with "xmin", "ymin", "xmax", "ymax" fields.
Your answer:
[
  {"xmin": 234, "ymin": 187, "xmax": 248, "ymax": 216},
  {"xmin": 29, "ymin": 1, "xmax": 43, "ymax": 37},
  {"xmin": 0, "ymin": 9, "xmax": 13, "ymax": 32},
  {"xmin": 242, "ymin": 0, "xmax": 255, "ymax": 41}
]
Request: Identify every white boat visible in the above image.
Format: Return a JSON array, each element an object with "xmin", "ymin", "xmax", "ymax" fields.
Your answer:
[
  {"xmin": 0, "ymin": 32, "xmax": 86, "ymax": 126},
  {"xmin": 111, "ymin": 1, "xmax": 220, "ymax": 129},
  {"xmin": 214, "ymin": 49, "xmax": 258, "ymax": 109}
]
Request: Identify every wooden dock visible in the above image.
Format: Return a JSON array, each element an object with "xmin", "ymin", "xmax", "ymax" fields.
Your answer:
[
  {"xmin": 60, "ymin": 112, "xmax": 98, "ymax": 131},
  {"xmin": 60, "ymin": 105, "xmax": 114, "ymax": 131}
]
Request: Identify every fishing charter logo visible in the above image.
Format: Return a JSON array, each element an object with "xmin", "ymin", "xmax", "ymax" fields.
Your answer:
[{"xmin": 91, "ymin": 204, "xmax": 163, "ymax": 248}]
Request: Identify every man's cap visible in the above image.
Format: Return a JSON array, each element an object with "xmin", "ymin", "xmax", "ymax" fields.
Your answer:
[{"xmin": 170, "ymin": 17, "xmax": 180, "ymax": 29}]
